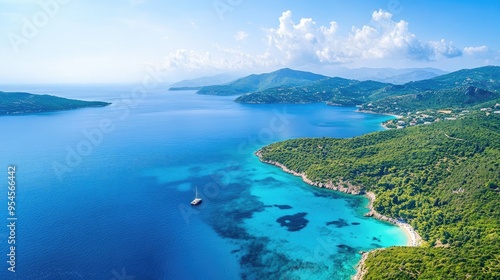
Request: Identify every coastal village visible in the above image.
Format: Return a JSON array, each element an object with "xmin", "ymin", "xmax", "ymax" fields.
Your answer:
[{"xmin": 381, "ymin": 103, "xmax": 500, "ymax": 129}]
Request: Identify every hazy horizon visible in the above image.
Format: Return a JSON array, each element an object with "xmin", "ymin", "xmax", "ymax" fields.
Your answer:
[{"xmin": 1, "ymin": 0, "xmax": 499, "ymax": 84}]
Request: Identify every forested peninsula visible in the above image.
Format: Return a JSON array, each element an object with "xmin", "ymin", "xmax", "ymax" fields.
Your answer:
[
  {"xmin": 0, "ymin": 91, "xmax": 110, "ymax": 115},
  {"xmin": 258, "ymin": 113, "xmax": 500, "ymax": 279}
]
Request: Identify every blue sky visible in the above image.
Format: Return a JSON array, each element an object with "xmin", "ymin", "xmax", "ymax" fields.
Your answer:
[{"xmin": 1, "ymin": 0, "xmax": 499, "ymax": 83}]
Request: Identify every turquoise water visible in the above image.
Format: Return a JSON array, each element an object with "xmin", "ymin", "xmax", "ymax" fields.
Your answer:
[{"xmin": 0, "ymin": 85, "xmax": 406, "ymax": 280}]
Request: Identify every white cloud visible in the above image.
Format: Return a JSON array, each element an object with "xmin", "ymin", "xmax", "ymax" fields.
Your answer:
[
  {"xmin": 429, "ymin": 39, "xmax": 462, "ymax": 58},
  {"xmin": 162, "ymin": 47, "xmax": 273, "ymax": 73},
  {"xmin": 463, "ymin": 45, "xmax": 500, "ymax": 64},
  {"xmin": 163, "ymin": 49, "xmax": 214, "ymax": 71},
  {"xmin": 234, "ymin": 31, "xmax": 249, "ymax": 41},
  {"xmin": 264, "ymin": 9, "xmax": 462, "ymax": 65},
  {"xmin": 464, "ymin": 45, "xmax": 490, "ymax": 57},
  {"xmin": 371, "ymin": 9, "xmax": 394, "ymax": 23},
  {"xmin": 163, "ymin": 9, "xmax": 464, "ymax": 72}
]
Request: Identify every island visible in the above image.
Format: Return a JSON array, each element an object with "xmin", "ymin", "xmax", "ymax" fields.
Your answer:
[{"xmin": 0, "ymin": 91, "xmax": 111, "ymax": 115}]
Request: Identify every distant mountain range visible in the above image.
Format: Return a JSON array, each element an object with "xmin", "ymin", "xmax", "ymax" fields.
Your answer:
[
  {"xmin": 169, "ymin": 67, "xmax": 447, "ymax": 91},
  {"xmin": 326, "ymin": 67, "xmax": 447, "ymax": 84},
  {"xmin": 169, "ymin": 73, "xmax": 239, "ymax": 91},
  {"xmin": 187, "ymin": 66, "xmax": 499, "ymax": 115},
  {"xmin": 0, "ymin": 91, "xmax": 110, "ymax": 115}
]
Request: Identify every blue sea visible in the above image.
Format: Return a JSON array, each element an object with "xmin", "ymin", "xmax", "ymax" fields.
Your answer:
[{"xmin": 0, "ymin": 85, "xmax": 406, "ymax": 280}]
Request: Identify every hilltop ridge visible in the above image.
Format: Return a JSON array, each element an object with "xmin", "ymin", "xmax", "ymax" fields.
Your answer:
[{"xmin": 196, "ymin": 68, "xmax": 327, "ymax": 96}]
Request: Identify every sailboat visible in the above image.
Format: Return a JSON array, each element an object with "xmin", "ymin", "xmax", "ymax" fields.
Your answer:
[{"xmin": 191, "ymin": 187, "xmax": 202, "ymax": 205}]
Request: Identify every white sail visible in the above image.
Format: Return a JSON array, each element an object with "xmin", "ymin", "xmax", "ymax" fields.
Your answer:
[{"xmin": 191, "ymin": 187, "xmax": 202, "ymax": 205}]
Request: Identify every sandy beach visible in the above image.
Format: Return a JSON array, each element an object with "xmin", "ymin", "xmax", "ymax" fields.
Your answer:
[
  {"xmin": 352, "ymin": 192, "xmax": 422, "ymax": 279},
  {"xmin": 356, "ymin": 109, "xmax": 403, "ymax": 119},
  {"xmin": 364, "ymin": 192, "xmax": 421, "ymax": 247}
]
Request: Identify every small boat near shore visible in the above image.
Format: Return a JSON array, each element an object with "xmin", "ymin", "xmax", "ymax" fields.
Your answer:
[{"xmin": 191, "ymin": 187, "xmax": 202, "ymax": 205}]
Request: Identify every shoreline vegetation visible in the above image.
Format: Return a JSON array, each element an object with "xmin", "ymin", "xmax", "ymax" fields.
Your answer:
[
  {"xmin": 354, "ymin": 192, "xmax": 423, "ymax": 280},
  {"xmin": 255, "ymin": 150, "xmax": 422, "ymax": 279},
  {"xmin": 364, "ymin": 191, "xmax": 422, "ymax": 247}
]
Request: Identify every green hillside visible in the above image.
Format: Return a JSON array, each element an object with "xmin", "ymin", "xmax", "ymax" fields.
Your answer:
[
  {"xmin": 236, "ymin": 66, "xmax": 500, "ymax": 114},
  {"xmin": 235, "ymin": 77, "xmax": 389, "ymax": 106},
  {"xmin": 361, "ymin": 66, "xmax": 500, "ymax": 114},
  {"xmin": 0, "ymin": 91, "xmax": 110, "ymax": 115},
  {"xmin": 364, "ymin": 86, "xmax": 498, "ymax": 115},
  {"xmin": 196, "ymin": 68, "xmax": 327, "ymax": 96},
  {"xmin": 258, "ymin": 113, "xmax": 500, "ymax": 279},
  {"xmin": 405, "ymin": 65, "xmax": 500, "ymax": 93}
]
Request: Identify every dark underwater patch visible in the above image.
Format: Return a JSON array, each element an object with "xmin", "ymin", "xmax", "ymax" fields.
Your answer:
[
  {"xmin": 255, "ymin": 176, "xmax": 280, "ymax": 184},
  {"xmin": 336, "ymin": 244, "xmax": 357, "ymax": 254},
  {"xmin": 312, "ymin": 192, "xmax": 329, "ymax": 198},
  {"xmin": 326, "ymin": 218, "xmax": 349, "ymax": 228},
  {"xmin": 276, "ymin": 212, "xmax": 309, "ymax": 231},
  {"xmin": 347, "ymin": 198, "xmax": 362, "ymax": 208},
  {"xmin": 239, "ymin": 238, "xmax": 312, "ymax": 279},
  {"xmin": 188, "ymin": 166, "xmax": 203, "ymax": 174},
  {"xmin": 240, "ymin": 239, "xmax": 268, "ymax": 266},
  {"xmin": 274, "ymin": 204, "xmax": 292, "ymax": 210},
  {"xmin": 351, "ymin": 222, "xmax": 361, "ymax": 225},
  {"xmin": 204, "ymin": 181, "xmax": 265, "ymax": 240}
]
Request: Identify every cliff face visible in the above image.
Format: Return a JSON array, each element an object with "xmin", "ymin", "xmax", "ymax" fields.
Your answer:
[{"xmin": 464, "ymin": 86, "xmax": 493, "ymax": 103}]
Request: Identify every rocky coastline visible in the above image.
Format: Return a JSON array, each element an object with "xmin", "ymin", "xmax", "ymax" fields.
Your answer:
[{"xmin": 255, "ymin": 151, "xmax": 362, "ymax": 195}]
